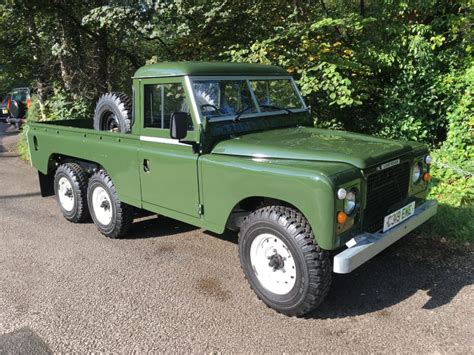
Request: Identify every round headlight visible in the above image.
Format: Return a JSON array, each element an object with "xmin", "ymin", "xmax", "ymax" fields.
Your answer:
[
  {"xmin": 412, "ymin": 163, "xmax": 422, "ymax": 183},
  {"xmin": 344, "ymin": 189, "xmax": 357, "ymax": 215},
  {"xmin": 424, "ymin": 155, "xmax": 432, "ymax": 165},
  {"xmin": 337, "ymin": 188, "xmax": 347, "ymax": 200}
]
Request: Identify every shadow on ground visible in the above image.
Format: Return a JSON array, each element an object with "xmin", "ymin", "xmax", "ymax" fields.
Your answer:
[
  {"xmin": 0, "ymin": 327, "xmax": 51, "ymax": 354},
  {"xmin": 0, "ymin": 192, "xmax": 41, "ymax": 200},
  {"xmin": 310, "ymin": 234, "xmax": 473, "ymax": 319},
  {"xmin": 124, "ymin": 213, "xmax": 473, "ymax": 318},
  {"xmin": 124, "ymin": 214, "xmax": 199, "ymax": 239}
]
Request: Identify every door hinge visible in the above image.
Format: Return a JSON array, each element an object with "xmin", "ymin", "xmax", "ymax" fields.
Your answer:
[{"xmin": 198, "ymin": 204, "xmax": 204, "ymax": 215}]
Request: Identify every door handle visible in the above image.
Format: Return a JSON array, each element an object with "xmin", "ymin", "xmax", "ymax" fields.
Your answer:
[{"xmin": 143, "ymin": 159, "xmax": 150, "ymax": 172}]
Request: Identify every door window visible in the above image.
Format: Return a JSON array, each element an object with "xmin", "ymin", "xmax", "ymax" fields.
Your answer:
[{"xmin": 144, "ymin": 83, "xmax": 192, "ymax": 130}]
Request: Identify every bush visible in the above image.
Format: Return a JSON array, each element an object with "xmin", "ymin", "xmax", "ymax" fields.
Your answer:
[
  {"xmin": 17, "ymin": 91, "xmax": 93, "ymax": 161},
  {"xmin": 46, "ymin": 88, "xmax": 92, "ymax": 121},
  {"xmin": 425, "ymin": 66, "xmax": 474, "ymax": 244}
]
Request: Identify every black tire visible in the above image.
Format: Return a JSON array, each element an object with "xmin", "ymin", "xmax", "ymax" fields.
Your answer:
[
  {"xmin": 54, "ymin": 163, "xmax": 89, "ymax": 223},
  {"xmin": 9, "ymin": 100, "xmax": 24, "ymax": 118},
  {"xmin": 239, "ymin": 206, "xmax": 331, "ymax": 317},
  {"xmin": 94, "ymin": 92, "xmax": 132, "ymax": 133},
  {"xmin": 87, "ymin": 170, "xmax": 133, "ymax": 238}
]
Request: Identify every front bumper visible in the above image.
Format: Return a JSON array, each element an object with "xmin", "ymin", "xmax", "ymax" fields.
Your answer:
[{"xmin": 333, "ymin": 200, "xmax": 438, "ymax": 274}]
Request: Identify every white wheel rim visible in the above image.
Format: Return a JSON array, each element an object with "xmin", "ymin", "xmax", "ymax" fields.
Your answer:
[
  {"xmin": 249, "ymin": 233, "xmax": 297, "ymax": 295},
  {"xmin": 58, "ymin": 177, "xmax": 75, "ymax": 212},
  {"xmin": 92, "ymin": 186, "xmax": 113, "ymax": 225}
]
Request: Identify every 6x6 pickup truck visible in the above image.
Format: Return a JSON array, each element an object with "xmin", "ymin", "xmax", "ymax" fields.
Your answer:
[{"xmin": 27, "ymin": 62, "xmax": 437, "ymax": 316}]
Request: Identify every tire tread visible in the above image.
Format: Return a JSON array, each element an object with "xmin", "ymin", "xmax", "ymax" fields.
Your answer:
[
  {"xmin": 87, "ymin": 170, "xmax": 133, "ymax": 238},
  {"xmin": 54, "ymin": 162, "xmax": 89, "ymax": 223},
  {"xmin": 94, "ymin": 92, "xmax": 132, "ymax": 133},
  {"xmin": 239, "ymin": 205, "xmax": 331, "ymax": 317}
]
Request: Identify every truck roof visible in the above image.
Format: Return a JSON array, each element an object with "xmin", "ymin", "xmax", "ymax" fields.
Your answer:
[{"xmin": 133, "ymin": 62, "xmax": 289, "ymax": 79}]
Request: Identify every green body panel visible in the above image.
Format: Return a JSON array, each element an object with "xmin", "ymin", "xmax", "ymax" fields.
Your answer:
[
  {"xmin": 26, "ymin": 62, "xmax": 432, "ymax": 251},
  {"xmin": 139, "ymin": 141, "xmax": 200, "ymax": 217},
  {"xmin": 211, "ymin": 127, "xmax": 426, "ymax": 169},
  {"xmin": 28, "ymin": 122, "xmax": 142, "ymax": 207},
  {"xmin": 136, "ymin": 76, "xmax": 200, "ymax": 217},
  {"xmin": 133, "ymin": 61, "xmax": 288, "ymax": 79},
  {"xmin": 199, "ymin": 155, "xmax": 356, "ymax": 250}
]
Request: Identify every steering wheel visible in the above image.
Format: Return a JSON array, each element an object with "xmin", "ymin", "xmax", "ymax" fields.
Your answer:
[{"xmin": 200, "ymin": 104, "xmax": 223, "ymax": 114}]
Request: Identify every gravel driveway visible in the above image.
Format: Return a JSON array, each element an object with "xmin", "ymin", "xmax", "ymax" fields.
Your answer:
[{"xmin": 0, "ymin": 122, "xmax": 473, "ymax": 353}]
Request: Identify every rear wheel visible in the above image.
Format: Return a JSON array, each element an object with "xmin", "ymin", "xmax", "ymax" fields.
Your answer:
[
  {"xmin": 54, "ymin": 163, "xmax": 89, "ymax": 223},
  {"xmin": 87, "ymin": 170, "xmax": 133, "ymax": 238},
  {"xmin": 239, "ymin": 206, "xmax": 331, "ymax": 317}
]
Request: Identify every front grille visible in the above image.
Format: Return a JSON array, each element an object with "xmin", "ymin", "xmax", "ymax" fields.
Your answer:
[{"xmin": 363, "ymin": 162, "xmax": 410, "ymax": 232}]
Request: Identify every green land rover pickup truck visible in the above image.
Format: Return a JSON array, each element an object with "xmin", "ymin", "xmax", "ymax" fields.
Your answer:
[{"xmin": 27, "ymin": 62, "xmax": 437, "ymax": 316}]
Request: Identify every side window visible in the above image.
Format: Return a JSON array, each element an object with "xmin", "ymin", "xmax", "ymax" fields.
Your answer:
[
  {"xmin": 144, "ymin": 83, "xmax": 193, "ymax": 130},
  {"xmin": 144, "ymin": 85, "xmax": 162, "ymax": 128}
]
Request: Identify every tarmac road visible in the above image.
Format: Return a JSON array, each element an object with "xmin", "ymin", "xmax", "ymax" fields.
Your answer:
[{"xmin": 0, "ymin": 121, "xmax": 473, "ymax": 353}]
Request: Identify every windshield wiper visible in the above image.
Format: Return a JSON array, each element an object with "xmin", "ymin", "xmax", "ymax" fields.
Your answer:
[
  {"xmin": 259, "ymin": 104, "xmax": 293, "ymax": 114},
  {"xmin": 232, "ymin": 106, "xmax": 251, "ymax": 122}
]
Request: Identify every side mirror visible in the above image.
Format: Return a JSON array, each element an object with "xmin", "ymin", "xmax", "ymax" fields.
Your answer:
[{"xmin": 170, "ymin": 111, "xmax": 189, "ymax": 140}]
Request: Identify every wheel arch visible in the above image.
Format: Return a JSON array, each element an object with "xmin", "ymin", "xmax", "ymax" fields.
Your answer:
[
  {"xmin": 47, "ymin": 153, "xmax": 102, "ymax": 175},
  {"xmin": 38, "ymin": 153, "xmax": 102, "ymax": 197},
  {"xmin": 226, "ymin": 196, "xmax": 302, "ymax": 228},
  {"xmin": 223, "ymin": 193, "xmax": 334, "ymax": 250}
]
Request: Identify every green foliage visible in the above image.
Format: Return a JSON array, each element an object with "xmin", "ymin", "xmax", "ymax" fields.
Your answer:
[
  {"xmin": 425, "ymin": 64, "xmax": 474, "ymax": 243},
  {"xmin": 46, "ymin": 89, "xmax": 92, "ymax": 121},
  {"xmin": 376, "ymin": 24, "xmax": 446, "ymax": 142},
  {"xmin": 224, "ymin": 13, "xmax": 371, "ymax": 126},
  {"xmin": 423, "ymin": 204, "xmax": 474, "ymax": 244},
  {"xmin": 25, "ymin": 95, "xmax": 42, "ymax": 122},
  {"xmin": 428, "ymin": 65, "xmax": 473, "ymax": 207},
  {"xmin": 16, "ymin": 129, "xmax": 29, "ymax": 161}
]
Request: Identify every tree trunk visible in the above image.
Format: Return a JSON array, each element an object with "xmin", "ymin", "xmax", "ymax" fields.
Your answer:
[
  {"xmin": 96, "ymin": 28, "xmax": 110, "ymax": 97},
  {"xmin": 59, "ymin": 24, "xmax": 74, "ymax": 91}
]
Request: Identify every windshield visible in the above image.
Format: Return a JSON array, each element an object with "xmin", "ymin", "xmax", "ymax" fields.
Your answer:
[
  {"xmin": 11, "ymin": 89, "xmax": 29, "ymax": 101},
  {"xmin": 192, "ymin": 78, "xmax": 304, "ymax": 120}
]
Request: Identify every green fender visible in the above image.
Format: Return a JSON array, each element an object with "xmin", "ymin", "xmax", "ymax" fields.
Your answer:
[{"xmin": 199, "ymin": 155, "xmax": 339, "ymax": 250}]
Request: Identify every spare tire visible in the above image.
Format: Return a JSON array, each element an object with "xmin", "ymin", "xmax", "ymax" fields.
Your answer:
[
  {"xmin": 9, "ymin": 100, "xmax": 25, "ymax": 118},
  {"xmin": 94, "ymin": 92, "xmax": 132, "ymax": 133}
]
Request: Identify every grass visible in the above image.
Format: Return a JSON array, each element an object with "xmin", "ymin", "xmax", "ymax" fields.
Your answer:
[
  {"xmin": 426, "ymin": 166, "xmax": 473, "ymax": 246},
  {"xmin": 16, "ymin": 127, "xmax": 30, "ymax": 161},
  {"xmin": 421, "ymin": 204, "xmax": 474, "ymax": 246}
]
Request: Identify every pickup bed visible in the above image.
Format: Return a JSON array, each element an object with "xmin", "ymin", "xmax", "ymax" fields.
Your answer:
[{"xmin": 27, "ymin": 62, "xmax": 437, "ymax": 316}]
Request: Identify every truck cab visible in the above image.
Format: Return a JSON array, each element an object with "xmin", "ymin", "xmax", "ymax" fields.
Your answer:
[{"xmin": 27, "ymin": 62, "xmax": 437, "ymax": 316}]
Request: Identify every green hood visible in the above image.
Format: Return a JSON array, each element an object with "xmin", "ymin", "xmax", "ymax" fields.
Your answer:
[{"xmin": 211, "ymin": 127, "xmax": 425, "ymax": 169}]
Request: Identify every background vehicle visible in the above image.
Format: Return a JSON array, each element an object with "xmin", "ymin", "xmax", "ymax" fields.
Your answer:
[
  {"xmin": 6, "ymin": 87, "xmax": 31, "ymax": 128},
  {"xmin": 26, "ymin": 62, "xmax": 437, "ymax": 317},
  {"xmin": 0, "ymin": 93, "xmax": 11, "ymax": 121}
]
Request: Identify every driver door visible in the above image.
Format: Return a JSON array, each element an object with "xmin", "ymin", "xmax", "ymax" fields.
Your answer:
[{"xmin": 138, "ymin": 77, "xmax": 200, "ymax": 218}]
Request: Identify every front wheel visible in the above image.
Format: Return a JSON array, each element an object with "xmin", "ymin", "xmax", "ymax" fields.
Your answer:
[
  {"xmin": 87, "ymin": 170, "xmax": 133, "ymax": 238},
  {"xmin": 239, "ymin": 206, "xmax": 331, "ymax": 317}
]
